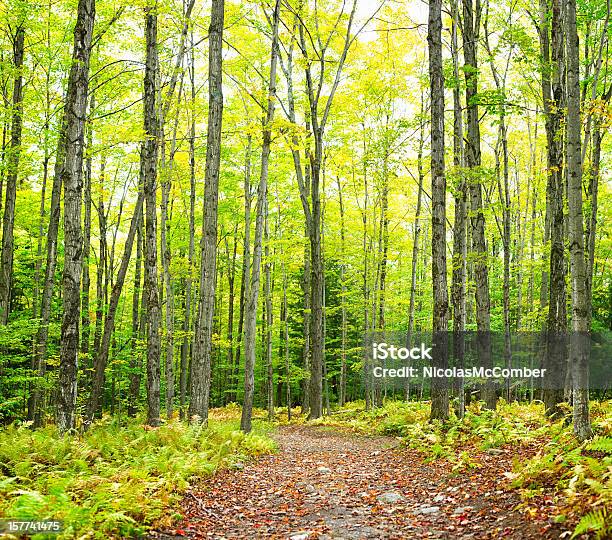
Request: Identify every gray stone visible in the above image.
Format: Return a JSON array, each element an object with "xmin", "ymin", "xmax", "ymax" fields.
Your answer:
[
  {"xmin": 377, "ymin": 491, "xmax": 404, "ymax": 504},
  {"xmin": 417, "ymin": 506, "xmax": 440, "ymax": 515},
  {"xmin": 453, "ymin": 507, "xmax": 469, "ymax": 515},
  {"xmin": 317, "ymin": 466, "xmax": 332, "ymax": 473}
]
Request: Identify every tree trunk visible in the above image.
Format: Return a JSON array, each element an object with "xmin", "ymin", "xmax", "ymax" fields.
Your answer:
[
  {"xmin": 361, "ymin": 146, "xmax": 371, "ymax": 411},
  {"xmin": 463, "ymin": 0, "xmax": 494, "ymax": 410},
  {"xmin": 527, "ymin": 113, "xmax": 538, "ymax": 315},
  {"xmin": 428, "ymin": 0, "xmax": 449, "ymax": 422},
  {"xmin": 128, "ymin": 219, "xmax": 143, "ymax": 417},
  {"xmin": 450, "ymin": 0, "xmax": 466, "ymax": 417},
  {"xmin": 240, "ymin": 0, "xmax": 279, "ymax": 432},
  {"xmin": 565, "ymin": 0, "xmax": 592, "ymax": 441},
  {"xmin": 264, "ymin": 207, "xmax": 274, "ymax": 420},
  {"xmin": 336, "ymin": 177, "xmax": 347, "ymax": 406},
  {"xmin": 32, "ymin": 65, "xmax": 51, "ymax": 324},
  {"xmin": 301, "ymin": 228, "xmax": 311, "ymax": 413},
  {"xmin": 0, "ymin": 23, "xmax": 25, "ymax": 324},
  {"xmin": 282, "ymin": 257, "xmax": 291, "ymax": 419},
  {"xmin": 57, "ymin": 0, "xmax": 96, "ymax": 433},
  {"xmin": 81, "ymin": 94, "xmax": 94, "ymax": 357},
  {"xmin": 585, "ymin": 106, "xmax": 608, "ymax": 324},
  {"xmin": 484, "ymin": 20, "xmax": 514, "ymax": 403},
  {"xmin": 295, "ymin": 1, "xmax": 359, "ymax": 418},
  {"xmin": 307, "ymin": 142, "xmax": 324, "ymax": 419},
  {"xmin": 231, "ymin": 136, "xmax": 252, "ymax": 404},
  {"xmin": 189, "ymin": 0, "xmax": 225, "ymax": 423},
  {"xmin": 142, "ymin": 8, "xmax": 162, "ymax": 427},
  {"xmin": 406, "ymin": 145, "xmax": 424, "ymax": 402},
  {"xmin": 498, "ymin": 121, "xmax": 513, "ymax": 402},
  {"xmin": 93, "ymin": 159, "xmax": 107, "ymax": 358},
  {"xmin": 161, "ymin": 89, "xmax": 184, "ymax": 420},
  {"xmin": 538, "ymin": 0, "xmax": 567, "ymax": 417},
  {"xmin": 225, "ymin": 227, "xmax": 237, "ymax": 405},
  {"xmin": 180, "ymin": 41, "xmax": 197, "ymax": 418}
]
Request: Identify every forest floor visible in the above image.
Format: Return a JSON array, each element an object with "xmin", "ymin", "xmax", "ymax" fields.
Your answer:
[{"xmin": 151, "ymin": 425, "xmax": 566, "ymax": 540}]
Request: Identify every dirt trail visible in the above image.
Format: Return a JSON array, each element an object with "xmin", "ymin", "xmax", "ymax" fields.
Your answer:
[{"xmin": 152, "ymin": 425, "xmax": 563, "ymax": 539}]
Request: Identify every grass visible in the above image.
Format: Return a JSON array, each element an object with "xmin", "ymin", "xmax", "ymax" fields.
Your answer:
[{"xmin": 0, "ymin": 412, "xmax": 276, "ymax": 539}]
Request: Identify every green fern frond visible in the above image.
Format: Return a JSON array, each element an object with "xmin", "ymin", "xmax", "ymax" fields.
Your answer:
[
  {"xmin": 587, "ymin": 436, "xmax": 612, "ymax": 455},
  {"xmin": 572, "ymin": 508, "xmax": 609, "ymax": 539}
]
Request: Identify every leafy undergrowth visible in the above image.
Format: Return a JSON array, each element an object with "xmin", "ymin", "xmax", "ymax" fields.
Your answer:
[
  {"xmin": 0, "ymin": 414, "xmax": 275, "ymax": 539},
  {"xmin": 313, "ymin": 399, "xmax": 612, "ymax": 539},
  {"xmin": 309, "ymin": 399, "xmax": 430, "ymax": 434},
  {"xmin": 510, "ymin": 402, "xmax": 611, "ymax": 540}
]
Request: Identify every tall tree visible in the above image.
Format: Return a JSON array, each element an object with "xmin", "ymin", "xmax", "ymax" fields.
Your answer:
[
  {"xmin": 240, "ymin": 0, "xmax": 280, "ymax": 433},
  {"xmin": 537, "ymin": 0, "xmax": 567, "ymax": 417},
  {"xmin": 180, "ymin": 35, "xmax": 197, "ymax": 418},
  {"xmin": 142, "ymin": 4, "xmax": 162, "ymax": 427},
  {"xmin": 336, "ymin": 176, "xmax": 347, "ymax": 406},
  {"xmin": 450, "ymin": 0, "xmax": 466, "ymax": 418},
  {"xmin": 128, "ymin": 220, "xmax": 143, "ymax": 417},
  {"xmin": 428, "ymin": 0, "xmax": 449, "ymax": 422},
  {"xmin": 189, "ymin": 0, "xmax": 225, "ymax": 423},
  {"xmin": 462, "ymin": 0, "xmax": 495, "ymax": 410},
  {"xmin": 292, "ymin": 0, "xmax": 369, "ymax": 418},
  {"xmin": 57, "ymin": 0, "xmax": 96, "ymax": 433},
  {"xmin": 565, "ymin": 0, "xmax": 592, "ymax": 441},
  {"xmin": 0, "ymin": 20, "xmax": 25, "ymax": 324}
]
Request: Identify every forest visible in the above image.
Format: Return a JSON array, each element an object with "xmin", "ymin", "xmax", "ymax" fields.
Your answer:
[{"xmin": 0, "ymin": 0, "xmax": 610, "ymax": 537}]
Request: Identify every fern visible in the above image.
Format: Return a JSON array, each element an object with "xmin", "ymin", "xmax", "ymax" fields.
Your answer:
[
  {"xmin": 572, "ymin": 508, "xmax": 610, "ymax": 539},
  {"xmin": 587, "ymin": 436, "xmax": 612, "ymax": 455}
]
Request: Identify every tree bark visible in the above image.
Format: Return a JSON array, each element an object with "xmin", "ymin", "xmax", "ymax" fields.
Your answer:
[
  {"xmin": 189, "ymin": 0, "xmax": 225, "ymax": 423},
  {"xmin": 224, "ymin": 227, "xmax": 237, "ymax": 405},
  {"xmin": 406, "ymin": 140, "xmax": 424, "ymax": 402},
  {"xmin": 428, "ymin": 0, "xmax": 449, "ymax": 422},
  {"xmin": 585, "ymin": 87, "xmax": 610, "ymax": 324},
  {"xmin": 0, "ymin": 23, "xmax": 25, "ymax": 324},
  {"xmin": 232, "ymin": 136, "xmax": 252, "ymax": 404},
  {"xmin": 128, "ymin": 219, "xmax": 143, "ymax": 417},
  {"xmin": 57, "ymin": 0, "xmax": 96, "ymax": 433},
  {"xmin": 565, "ymin": 0, "xmax": 592, "ymax": 440},
  {"xmin": 282, "ymin": 256, "xmax": 291, "ymax": 419},
  {"xmin": 180, "ymin": 40, "xmax": 197, "ymax": 417},
  {"xmin": 336, "ymin": 176, "xmax": 348, "ymax": 406},
  {"xmin": 463, "ymin": 0, "xmax": 494, "ymax": 410},
  {"xmin": 142, "ymin": 7, "xmax": 162, "ymax": 427},
  {"xmin": 450, "ymin": 0, "xmax": 466, "ymax": 417},
  {"xmin": 264, "ymin": 206, "xmax": 274, "ymax": 420},
  {"xmin": 538, "ymin": 0, "xmax": 567, "ymax": 417}
]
